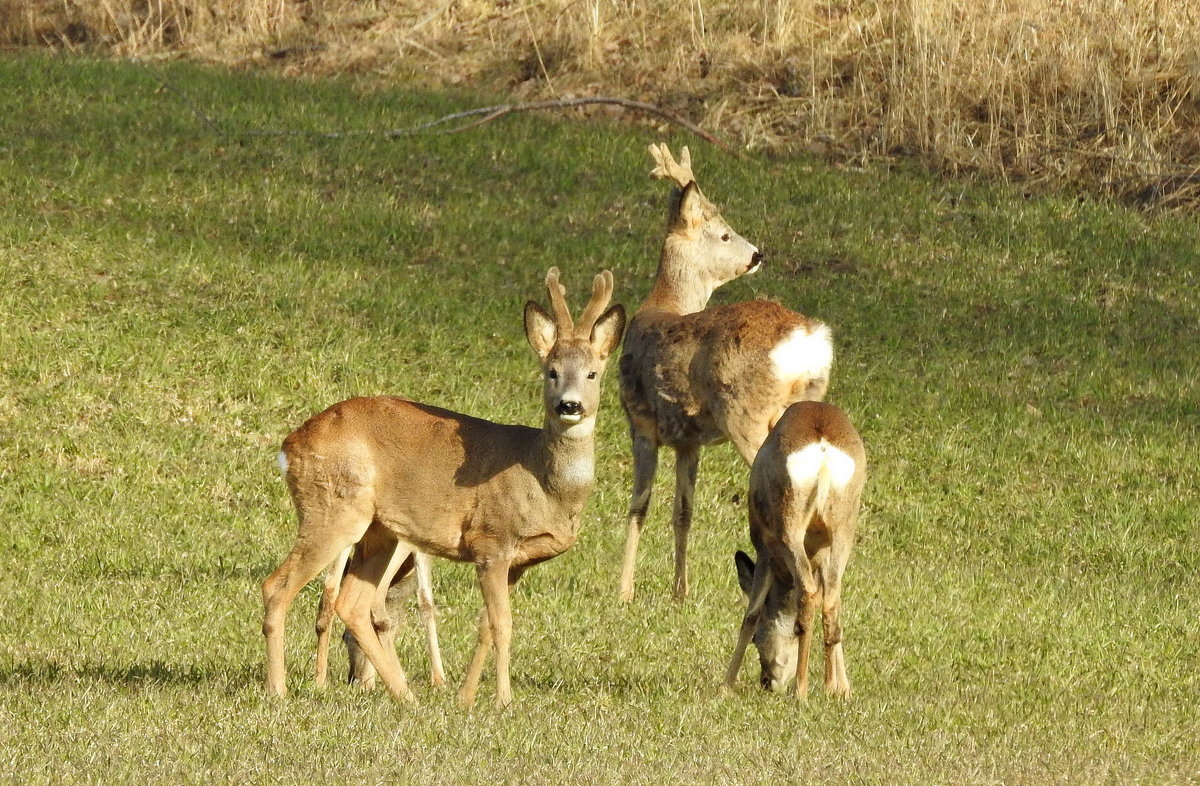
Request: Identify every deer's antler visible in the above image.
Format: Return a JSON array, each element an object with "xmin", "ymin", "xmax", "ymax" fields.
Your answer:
[
  {"xmin": 648, "ymin": 143, "xmax": 696, "ymax": 188},
  {"xmin": 544, "ymin": 266, "xmax": 574, "ymax": 333},
  {"xmin": 575, "ymin": 270, "xmax": 614, "ymax": 339}
]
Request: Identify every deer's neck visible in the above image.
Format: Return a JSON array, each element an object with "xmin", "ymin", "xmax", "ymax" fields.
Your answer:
[
  {"xmin": 536, "ymin": 418, "xmax": 597, "ymax": 504},
  {"xmin": 639, "ymin": 238, "xmax": 715, "ymax": 316}
]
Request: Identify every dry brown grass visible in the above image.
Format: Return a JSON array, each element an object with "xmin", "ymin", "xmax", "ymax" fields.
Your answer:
[{"xmin": 8, "ymin": 0, "xmax": 1200, "ymax": 204}]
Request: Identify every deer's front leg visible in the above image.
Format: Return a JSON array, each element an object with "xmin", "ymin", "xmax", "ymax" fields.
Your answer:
[
  {"xmin": 460, "ymin": 560, "xmax": 517, "ymax": 708},
  {"xmin": 723, "ymin": 557, "xmax": 772, "ymax": 691},
  {"xmin": 457, "ymin": 606, "xmax": 493, "ymax": 709},
  {"xmin": 483, "ymin": 561, "xmax": 517, "ymax": 707}
]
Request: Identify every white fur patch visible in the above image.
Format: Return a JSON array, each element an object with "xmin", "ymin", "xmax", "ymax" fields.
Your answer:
[
  {"xmin": 559, "ymin": 416, "xmax": 596, "ymax": 438},
  {"xmin": 558, "ymin": 455, "xmax": 596, "ymax": 487},
  {"xmin": 277, "ymin": 451, "xmax": 289, "ymax": 477},
  {"xmin": 769, "ymin": 325, "xmax": 833, "ymax": 383},
  {"xmin": 786, "ymin": 440, "xmax": 856, "ymax": 490}
]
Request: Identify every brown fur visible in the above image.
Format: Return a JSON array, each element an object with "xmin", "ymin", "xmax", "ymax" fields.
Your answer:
[
  {"xmin": 724, "ymin": 401, "xmax": 865, "ymax": 699},
  {"xmin": 620, "ymin": 300, "xmax": 827, "ymax": 453},
  {"xmin": 262, "ymin": 268, "xmax": 625, "ymax": 707},
  {"xmin": 312, "ymin": 547, "xmax": 445, "ymax": 691},
  {"xmin": 617, "ymin": 144, "xmax": 833, "ymax": 601}
]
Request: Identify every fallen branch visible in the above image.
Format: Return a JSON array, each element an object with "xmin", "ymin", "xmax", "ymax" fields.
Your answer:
[
  {"xmin": 388, "ymin": 97, "xmax": 732, "ymax": 150},
  {"xmin": 147, "ymin": 69, "xmax": 729, "ymax": 149}
]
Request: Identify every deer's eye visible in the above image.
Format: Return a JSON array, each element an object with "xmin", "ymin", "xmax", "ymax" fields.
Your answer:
[
  {"xmin": 548, "ymin": 369, "xmax": 558, "ymax": 380},
  {"xmin": 587, "ymin": 371, "xmax": 597, "ymax": 380},
  {"xmin": 721, "ymin": 233, "xmax": 731, "ymax": 242}
]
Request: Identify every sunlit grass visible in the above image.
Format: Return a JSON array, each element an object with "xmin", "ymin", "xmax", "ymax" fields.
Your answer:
[{"xmin": 0, "ymin": 54, "xmax": 1197, "ymax": 784}]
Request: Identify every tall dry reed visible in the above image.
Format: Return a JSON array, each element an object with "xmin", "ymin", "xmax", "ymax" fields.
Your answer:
[{"xmin": 8, "ymin": 0, "xmax": 1200, "ymax": 204}]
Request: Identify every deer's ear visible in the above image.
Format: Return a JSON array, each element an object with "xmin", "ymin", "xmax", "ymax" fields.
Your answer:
[
  {"xmin": 734, "ymin": 550, "xmax": 756, "ymax": 596},
  {"xmin": 589, "ymin": 304, "xmax": 626, "ymax": 360},
  {"xmin": 676, "ymin": 181, "xmax": 706, "ymax": 230},
  {"xmin": 524, "ymin": 301, "xmax": 557, "ymax": 360}
]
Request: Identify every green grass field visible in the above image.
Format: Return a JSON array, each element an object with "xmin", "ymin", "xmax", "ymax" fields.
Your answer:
[{"xmin": 1, "ymin": 53, "xmax": 1198, "ymax": 784}]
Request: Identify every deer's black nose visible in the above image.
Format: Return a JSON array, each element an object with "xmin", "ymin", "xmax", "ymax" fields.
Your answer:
[
  {"xmin": 750, "ymin": 250, "xmax": 764, "ymax": 267},
  {"xmin": 556, "ymin": 400, "xmax": 582, "ymax": 416}
]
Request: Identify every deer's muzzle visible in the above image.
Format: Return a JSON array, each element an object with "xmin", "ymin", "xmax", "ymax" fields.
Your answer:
[{"xmin": 556, "ymin": 400, "xmax": 583, "ymax": 419}]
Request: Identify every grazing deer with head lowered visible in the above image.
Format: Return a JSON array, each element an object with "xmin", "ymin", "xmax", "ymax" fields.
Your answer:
[
  {"xmin": 722, "ymin": 401, "xmax": 864, "ymax": 698},
  {"xmin": 262, "ymin": 268, "xmax": 625, "ymax": 707},
  {"xmin": 617, "ymin": 144, "xmax": 833, "ymax": 601},
  {"xmin": 313, "ymin": 547, "xmax": 445, "ymax": 690}
]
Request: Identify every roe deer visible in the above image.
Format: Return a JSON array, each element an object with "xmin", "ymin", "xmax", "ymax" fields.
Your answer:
[
  {"xmin": 262, "ymin": 268, "xmax": 625, "ymax": 707},
  {"xmin": 722, "ymin": 401, "xmax": 864, "ymax": 698},
  {"xmin": 618, "ymin": 144, "xmax": 834, "ymax": 600},
  {"xmin": 313, "ymin": 546, "xmax": 445, "ymax": 690}
]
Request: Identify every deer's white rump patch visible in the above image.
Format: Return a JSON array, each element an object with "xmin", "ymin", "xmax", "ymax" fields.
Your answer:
[
  {"xmin": 769, "ymin": 325, "xmax": 833, "ymax": 384},
  {"xmin": 786, "ymin": 440, "xmax": 857, "ymax": 490},
  {"xmin": 277, "ymin": 451, "xmax": 289, "ymax": 477}
]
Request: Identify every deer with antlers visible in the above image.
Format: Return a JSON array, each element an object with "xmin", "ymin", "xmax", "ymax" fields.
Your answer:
[
  {"xmin": 262, "ymin": 268, "xmax": 625, "ymax": 706},
  {"xmin": 617, "ymin": 144, "xmax": 834, "ymax": 601},
  {"xmin": 723, "ymin": 400, "xmax": 865, "ymax": 698}
]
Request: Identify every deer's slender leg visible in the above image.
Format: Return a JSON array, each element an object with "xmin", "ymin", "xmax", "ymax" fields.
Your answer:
[
  {"xmin": 350, "ymin": 547, "xmax": 414, "ymax": 690},
  {"xmin": 263, "ymin": 506, "xmax": 369, "ymax": 697},
  {"xmin": 671, "ymin": 445, "xmax": 700, "ymax": 600},
  {"xmin": 619, "ymin": 434, "xmax": 659, "ymax": 601},
  {"xmin": 413, "ymin": 553, "xmax": 446, "ymax": 687},
  {"xmin": 821, "ymin": 529, "xmax": 853, "ymax": 697},
  {"xmin": 459, "ymin": 562, "xmax": 523, "ymax": 709},
  {"xmin": 481, "ymin": 561, "xmax": 516, "ymax": 708},
  {"xmin": 336, "ymin": 538, "xmax": 417, "ymax": 704},
  {"xmin": 458, "ymin": 605, "xmax": 493, "ymax": 709},
  {"xmin": 781, "ymin": 540, "xmax": 820, "ymax": 701},
  {"xmin": 314, "ymin": 545, "xmax": 352, "ymax": 689}
]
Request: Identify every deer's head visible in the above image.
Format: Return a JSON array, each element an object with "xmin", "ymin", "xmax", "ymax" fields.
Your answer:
[
  {"xmin": 650, "ymin": 144, "xmax": 762, "ymax": 310},
  {"xmin": 525, "ymin": 268, "xmax": 626, "ymax": 436},
  {"xmin": 734, "ymin": 550, "xmax": 799, "ymax": 692}
]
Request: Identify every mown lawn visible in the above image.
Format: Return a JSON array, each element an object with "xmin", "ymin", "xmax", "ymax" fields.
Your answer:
[{"xmin": 0, "ymin": 53, "xmax": 1197, "ymax": 784}]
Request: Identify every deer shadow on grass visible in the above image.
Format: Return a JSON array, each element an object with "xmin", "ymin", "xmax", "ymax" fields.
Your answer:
[{"xmin": 1, "ymin": 656, "xmax": 258, "ymax": 693}]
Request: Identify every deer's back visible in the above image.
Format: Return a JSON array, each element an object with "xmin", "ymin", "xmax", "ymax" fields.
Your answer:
[
  {"xmin": 619, "ymin": 300, "xmax": 831, "ymax": 448},
  {"xmin": 281, "ymin": 396, "xmax": 557, "ymax": 563}
]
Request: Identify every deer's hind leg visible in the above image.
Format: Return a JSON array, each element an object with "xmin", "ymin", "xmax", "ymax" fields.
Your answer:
[
  {"xmin": 347, "ymin": 551, "xmax": 417, "ymax": 689},
  {"xmin": 619, "ymin": 433, "xmax": 659, "ymax": 601},
  {"xmin": 336, "ymin": 532, "xmax": 417, "ymax": 704},
  {"xmin": 314, "ymin": 546, "xmax": 352, "ymax": 689},
  {"xmin": 413, "ymin": 552, "xmax": 446, "ymax": 687},
  {"xmin": 713, "ymin": 401, "xmax": 773, "ymax": 467},
  {"xmin": 819, "ymin": 526, "xmax": 853, "ymax": 698},
  {"xmin": 262, "ymin": 498, "xmax": 373, "ymax": 698}
]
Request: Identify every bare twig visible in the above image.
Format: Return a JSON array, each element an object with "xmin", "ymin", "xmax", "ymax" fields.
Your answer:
[
  {"xmin": 149, "ymin": 72, "xmax": 224, "ymax": 134},
  {"xmin": 144, "ymin": 65, "xmax": 729, "ymax": 148},
  {"xmin": 214, "ymin": 93, "xmax": 729, "ymax": 149},
  {"xmin": 385, "ymin": 97, "xmax": 732, "ymax": 150}
]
